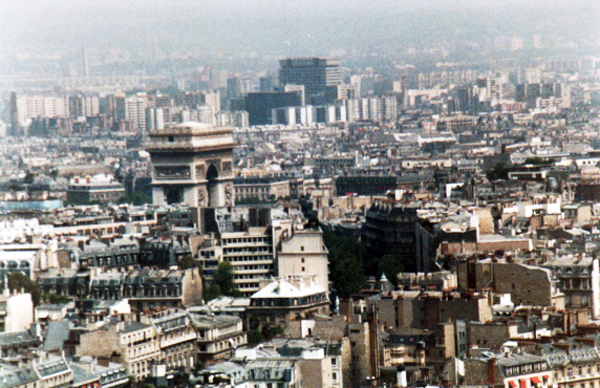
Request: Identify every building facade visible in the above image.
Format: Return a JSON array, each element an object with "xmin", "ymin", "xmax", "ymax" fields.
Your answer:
[
  {"xmin": 279, "ymin": 58, "xmax": 343, "ymax": 104},
  {"xmin": 277, "ymin": 228, "xmax": 329, "ymax": 292},
  {"xmin": 199, "ymin": 227, "xmax": 276, "ymax": 296}
]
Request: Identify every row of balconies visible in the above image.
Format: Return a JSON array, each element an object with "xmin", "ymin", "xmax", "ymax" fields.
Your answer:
[
  {"xmin": 558, "ymin": 372, "xmax": 600, "ymax": 382},
  {"xmin": 159, "ymin": 332, "xmax": 197, "ymax": 348}
]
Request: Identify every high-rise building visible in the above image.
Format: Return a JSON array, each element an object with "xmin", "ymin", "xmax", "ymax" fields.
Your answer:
[
  {"xmin": 453, "ymin": 86, "xmax": 479, "ymax": 114},
  {"xmin": 81, "ymin": 45, "xmax": 90, "ymax": 78},
  {"xmin": 244, "ymin": 91, "xmax": 303, "ymax": 126},
  {"xmin": 227, "ymin": 76, "xmax": 253, "ymax": 99},
  {"xmin": 533, "ymin": 35, "xmax": 543, "ymax": 50},
  {"xmin": 344, "ymin": 96, "xmax": 397, "ymax": 123},
  {"xmin": 279, "ymin": 58, "xmax": 343, "ymax": 104},
  {"xmin": 125, "ymin": 93, "xmax": 148, "ymax": 132},
  {"xmin": 259, "ymin": 75, "xmax": 277, "ymax": 92},
  {"xmin": 68, "ymin": 94, "xmax": 99, "ymax": 119},
  {"xmin": 515, "ymin": 82, "xmax": 570, "ymax": 108},
  {"xmin": 9, "ymin": 91, "xmax": 19, "ymax": 136},
  {"xmin": 9, "ymin": 93, "xmax": 68, "ymax": 129}
]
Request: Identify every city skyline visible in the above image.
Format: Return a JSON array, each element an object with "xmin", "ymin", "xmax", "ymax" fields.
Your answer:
[{"xmin": 1, "ymin": 1, "xmax": 598, "ymax": 59}]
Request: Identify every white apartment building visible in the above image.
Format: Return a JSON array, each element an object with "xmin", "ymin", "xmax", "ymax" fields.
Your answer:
[{"xmin": 199, "ymin": 227, "xmax": 276, "ymax": 296}]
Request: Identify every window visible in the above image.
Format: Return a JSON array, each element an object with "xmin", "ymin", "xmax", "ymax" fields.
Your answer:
[
  {"xmin": 301, "ymin": 246, "xmax": 304, "ymax": 251},
  {"xmin": 332, "ymin": 372, "xmax": 338, "ymax": 381},
  {"xmin": 332, "ymin": 358, "xmax": 337, "ymax": 366}
]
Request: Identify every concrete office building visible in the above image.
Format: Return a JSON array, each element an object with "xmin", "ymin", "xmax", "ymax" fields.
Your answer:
[
  {"xmin": 279, "ymin": 58, "xmax": 343, "ymax": 104},
  {"xmin": 198, "ymin": 227, "xmax": 276, "ymax": 296},
  {"xmin": 245, "ymin": 91, "xmax": 303, "ymax": 126}
]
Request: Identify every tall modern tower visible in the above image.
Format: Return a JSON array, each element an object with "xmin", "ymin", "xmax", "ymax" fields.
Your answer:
[
  {"xmin": 81, "ymin": 46, "xmax": 90, "ymax": 78},
  {"xmin": 9, "ymin": 91, "xmax": 19, "ymax": 136},
  {"xmin": 146, "ymin": 122, "xmax": 235, "ymax": 209},
  {"xmin": 279, "ymin": 58, "xmax": 343, "ymax": 104}
]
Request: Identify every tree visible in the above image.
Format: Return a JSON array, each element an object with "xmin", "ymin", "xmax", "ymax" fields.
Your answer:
[
  {"xmin": 24, "ymin": 171, "xmax": 35, "ymax": 184},
  {"xmin": 118, "ymin": 192, "xmax": 152, "ymax": 205},
  {"xmin": 212, "ymin": 261, "xmax": 241, "ymax": 297},
  {"xmin": 335, "ymin": 259, "xmax": 367, "ymax": 298},
  {"xmin": 202, "ymin": 282, "xmax": 221, "ymax": 303},
  {"xmin": 44, "ymin": 293, "xmax": 70, "ymax": 304},
  {"xmin": 487, "ymin": 162, "xmax": 510, "ymax": 181},
  {"xmin": 178, "ymin": 254, "xmax": 199, "ymax": 269},
  {"xmin": 173, "ymin": 371, "xmax": 190, "ymax": 388},
  {"xmin": 323, "ymin": 230, "xmax": 368, "ymax": 299},
  {"xmin": 7, "ymin": 272, "xmax": 41, "ymax": 306},
  {"xmin": 524, "ymin": 157, "xmax": 549, "ymax": 166},
  {"xmin": 202, "ymin": 262, "xmax": 242, "ymax": 302},
  {"xmin": 49, "ymin": 169, "xmax": 59, "ymax": 180},
  {"xmin": 377, "ymin": 254, "xmax": 412, "ymax": 286},
  {"xmin": 261, "ymin": 324, "xmax": 284, "ymax": 341},
  {"xmin": 247, "ymin": 328, "xmax": 264, "ymax": 345}
]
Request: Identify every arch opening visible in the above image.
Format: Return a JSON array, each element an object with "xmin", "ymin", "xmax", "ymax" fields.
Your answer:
[{"xmin": 206, "ymin": 164, "xmax": 220, "ymax": 207}]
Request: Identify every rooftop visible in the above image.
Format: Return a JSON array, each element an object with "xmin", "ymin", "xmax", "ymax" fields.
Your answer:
[{"xmin": 251, "ymin": 278, "xmax": 326, "ymax": 299}]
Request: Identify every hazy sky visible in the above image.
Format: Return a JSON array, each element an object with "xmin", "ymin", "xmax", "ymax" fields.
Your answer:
[{"xmin": 1, "ymin": 0, "xmax": 598, "ymax": 57}]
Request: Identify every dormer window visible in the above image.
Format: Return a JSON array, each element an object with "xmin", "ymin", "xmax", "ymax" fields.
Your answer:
[{"xmin": 566, "ymin": 267, "xmax": 573, "ymax": 275}]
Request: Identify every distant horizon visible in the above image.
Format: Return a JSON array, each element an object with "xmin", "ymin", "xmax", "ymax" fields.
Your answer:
[{"xmin": 1, "ymin": 0, "xmax": 598, "ymax": 58}]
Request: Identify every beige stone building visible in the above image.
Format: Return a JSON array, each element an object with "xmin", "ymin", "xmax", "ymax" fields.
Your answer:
[
  {"xmin": 151, "ymin": 309, "xmax": 197, "ymax": 372},
  {"xmin": 0, "ymin": 353, "xmax": 74, "ymax": 388},
  {"xmin": 272, "ymin": 339, "xmax": 344, "ymax": 388},
  {"xmin": 277, "ymin": 227, "xmax": 329, "ymax": 292},
  {"xmin": 190, "ymin": 314, "xmax": 247, "ymax": 362},
  {"xmin": 90, "ymin": 267, "xmax": 203, "ymax": 312},
  {"xmin": 467, "ymin": 321, "xmax": 519, "ymax": 353},
  {"xmin": 248, "ymin": 278, "xmax": 329, "ymax": 327},
  {"xmin": 454, "ymin": 258, "xmax": 564, "ymax": 308},
  {"xmin": 77, "ymin": 321, "xmax": 160, "ymax": 381},
  {"xmin": 234, "ymin": 177, "xmax": 291, "ymax": 201}
]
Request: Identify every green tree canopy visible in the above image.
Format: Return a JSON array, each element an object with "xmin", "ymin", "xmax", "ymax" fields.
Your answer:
[
  {"xmin": 118, "ymin": 192, "xmax": 152, "ymax": 205},
  {"xmin": 178, "ymin": 254, "xmax": 199, "ymax": 270},
  {"xmin": 203, "ymin": 261, "xmax": 241, "ymax": 302},
  {"xmin": 487, "ymin": 162, "xmax": 510, "ymax": 181},
  {"xmin": 213, "ymin": 261, "xmax": 241, "ymax": 297},
  {"xmin": 323, "ymin": 231, "xmax": 368, "ymax": 298},
  {"xmin": 44, "ymin": 293, "xmax": 70, "ymax": 305},
  {"xmin": 377, "ymin": 254, "xmax": 414, "ymax": 287},
  {"xmin": 335, "ymin": 259, "xmax": 367, "ymax": 298},
  {"xmin": 202, "ymin": 282, "xmax": 221, "ymax": 303},
  {"xmin": 7, "ymin": 272, "xmax": 41, "ymax": 306},
  {"xmin": 247, "ymin": 328, "xmax": 264, "ymax": 346}
]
